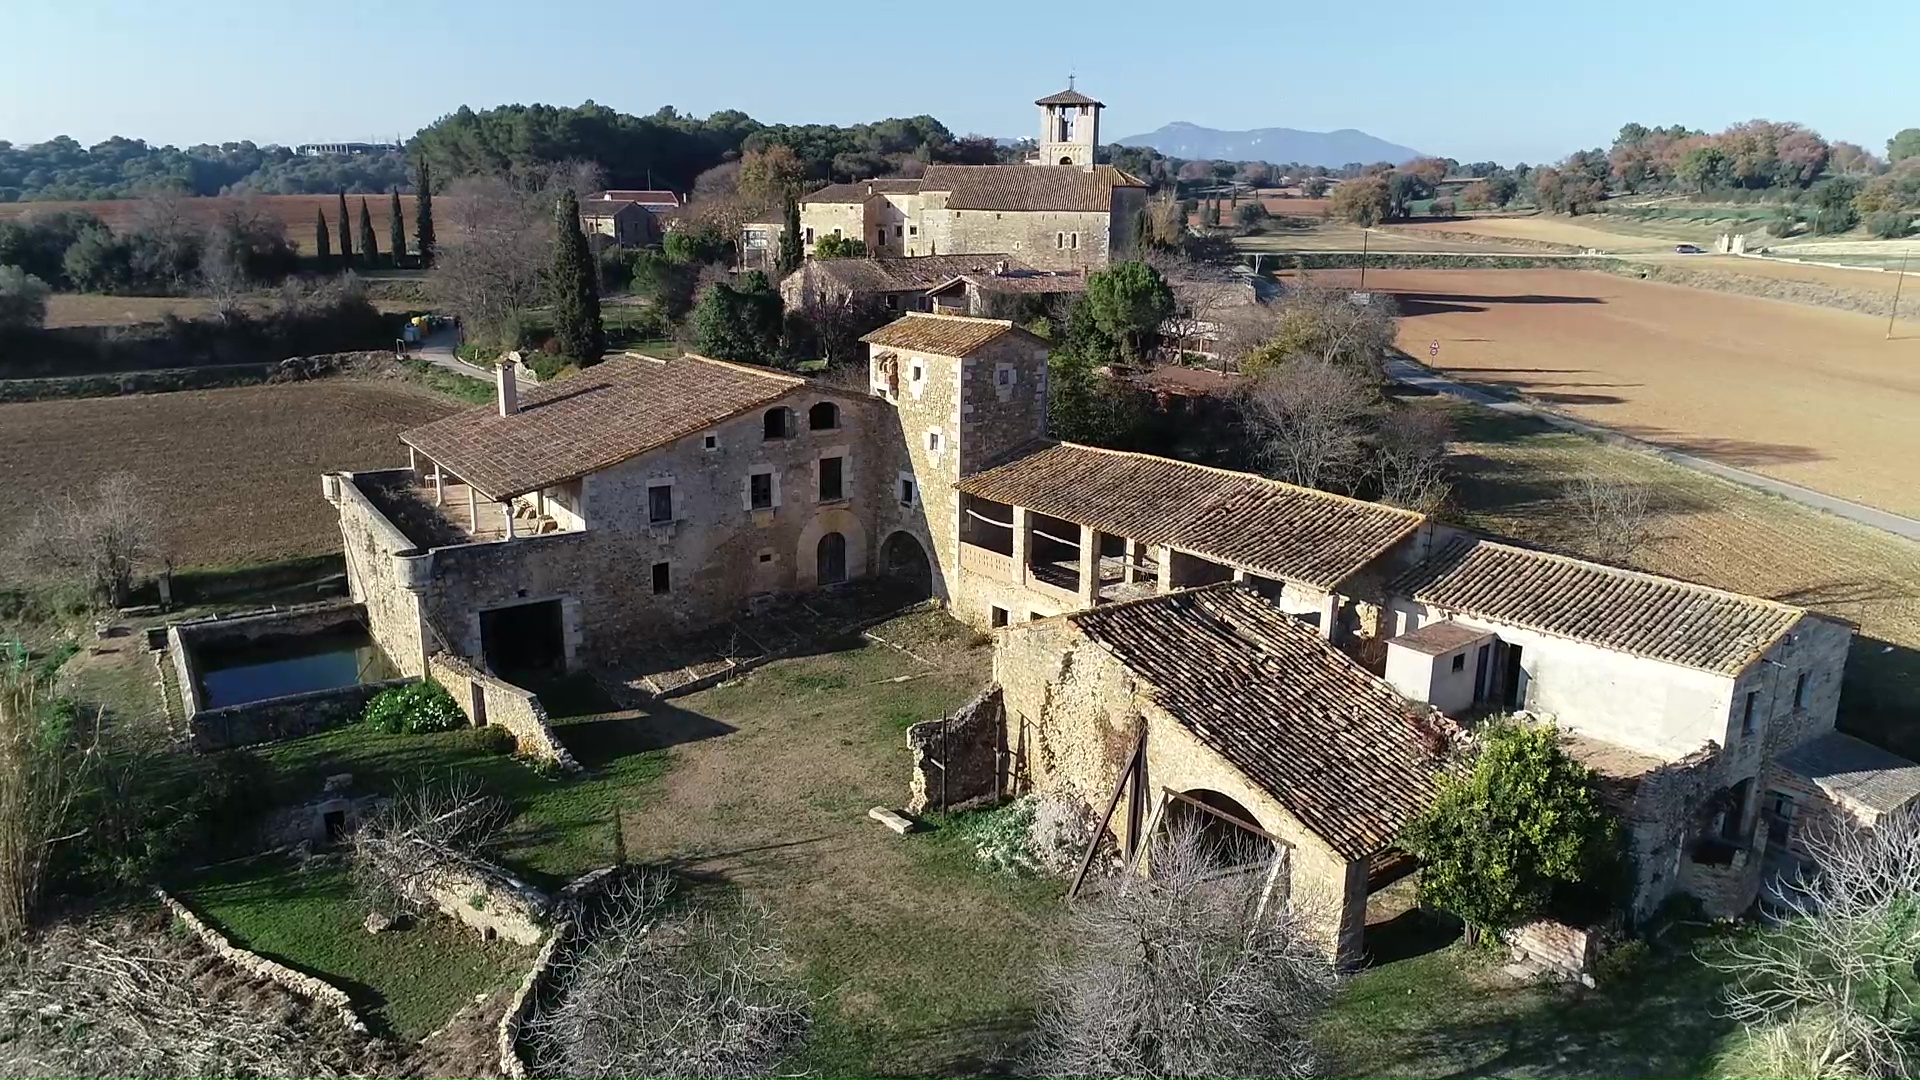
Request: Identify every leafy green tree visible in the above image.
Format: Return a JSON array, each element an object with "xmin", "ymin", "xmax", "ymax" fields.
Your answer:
[
  {"xmin": 358, "ymin": 198, "xmax": 378, "ymax": 264},
  {"xmin": 630, "ymin": 250, "xmax": 699, "ymax": 320},
  {"xmin": 812, "ymin": 234, "xmax": 867, "ymax": 259},
  {"xmin": 1400, "ymin": 722, "xmax": 1621, "ymax": 940},
  {"xmin": 0, "ymin": 266, "xmax": 50, "ymax": 335},
  {"xmin": 415, "ymin": 159, "xmax": 436, "ymax": 268},
  {"xmin": 1081, "ymin": 260, "xmax": 1174, "ymax": 360},
  {"xmin": 61, "ymin": 227, "xmax": 133, "ymax": 293},
  {"xmin": 1233, "ymin": 201, "xmax": 1267, "ymax": 228},
  {"xmin": 1865, "ymin": 210, "xmax": 1911, "ymax": 239},
  {"xmin": 548, "ymin": 191, "xmax": 605, "ymax": 365},
  {"xmin": 1886, "ymin": 128, "xmax": 1920, "ymax": 164},
  {"xmin": 389, "ymin": 189, "xmax": 407, "ymax": 261},
  {"xmin": 691, "ymin": 270, "xmax": 783, "ymax": 365},
  {"xmin": 777, "ymin": 197, "xmax": 803, "ymax": 276},
  {"xmin": 1046, "ymin": 345, "xmax": 1143, "ymax": 448},
  {"xmin": 336, "ymin": 190, "xmax": 353, "ymax": 267},
  {"xmin": 314, "ymin": 208, "xmax": 332, "ymax": 264},
  {"xmin": 1330, "ymin": 175, "xmax": 1391, "ymax": 226},
  {"xmin": 662, "ymin": 224, "xmax": 731, "ymax": 266}
]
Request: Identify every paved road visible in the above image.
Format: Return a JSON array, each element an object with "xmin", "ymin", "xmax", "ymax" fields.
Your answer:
[
  {"xmin": 412, "ymin": 327, "xmax": 493, "ymax": 382},
  {"xmin": 1387, "ymin": 355, "xmax": 1920, "ymax": 543}
]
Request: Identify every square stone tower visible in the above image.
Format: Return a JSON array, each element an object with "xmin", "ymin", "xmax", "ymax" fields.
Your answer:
[{"xmin": 1035, "ymin": 82, "xmax": 1103, "ymax": 169}]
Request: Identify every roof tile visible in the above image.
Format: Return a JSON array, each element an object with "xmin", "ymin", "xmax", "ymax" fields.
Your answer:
[{"xmin": 860, "ymin": 313, "xmax": 1040, "ymax": 356}]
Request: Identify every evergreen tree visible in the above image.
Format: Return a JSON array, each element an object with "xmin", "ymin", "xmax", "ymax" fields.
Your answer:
[
  {"xmin": 414, "ymin": 160, "xmax": 436, "ymax": 268},
  {"xmin": 314, "ymin": 209, "xmax": 331, "ymax": 265},
  {"xmin": 388, "ymin": 189, "xmax": 407, "ymax": 261},
  {"xmin": 548, "ymin": 190, "xmax": 604, "ymax": 365},
  {"xmin": 777, "ymin": 196, "xmax": 803, "ymax": 276},
  {"xmin": 336, "ymin": 191, "xmax": 353, "ymax": 267},
  {"xmin": 358, "ymin": 197, "xmax": 378, "ymax": 264}
]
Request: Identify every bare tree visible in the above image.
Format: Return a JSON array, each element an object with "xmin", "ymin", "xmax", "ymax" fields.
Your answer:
[
  {"xmin": 428, "ymin": 162, "xmax": 603, "ymax": 349},
  {"xmin": 1567, "ymin": 476, "xmax": 1655, "ymax": 565},
  {"xmin": 0, "ymin": 917, "xmax": 376, "ymax": 1078},
  {"xmin": 1029, "ymin": 820, "xmax": 1337, "ymax": 1080},
  {"xmin": 0, "ymin": 659, "xmax": 94, "ymax": 943},
  {"xmin": 793, "ymin": 290, "xmax": 889, "ymax": 369},
  {"xmin": 14, "ymin": 472, "xmax": 161, "ymax": 611},
  {"xmin": 1141, "ymin": 250, "xmax": 1261, "ymax": 365},
  {"xmin": 1245, "ymin": 279, "xmax": 1399, "ymax": 383},
  {"xmin": 524, "ymin": 871, "xmax": 810, "ymax": 1079},
  {"xmin": 1372, "ymin": 407, "xmax": 1453, "ymax": 513},
  {"xmin": 347, "ymin": 772, "xmax": 508, "ymax": 921},
  {"xmin": 1241, "ymin": 358, "xmax": 1379, "ymax": 492},
  {"xmin": 1712, "ymin": 807, "xmax": 1920, "ymax": 1080}
]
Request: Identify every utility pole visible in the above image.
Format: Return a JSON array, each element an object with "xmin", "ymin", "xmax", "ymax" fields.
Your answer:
[
  {"xmin": 1891, "ymin": 248, "xmax": 1911, "ymax": 340},
  {"xmin": 1359, "ymin": 228, "xmax": 1370, "ymax": 290}
]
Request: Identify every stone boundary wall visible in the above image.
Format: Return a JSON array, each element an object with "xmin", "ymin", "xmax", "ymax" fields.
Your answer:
[
  {"xmin": 189, "ymin": 677, "xmax": 412, "ymax": 751},
  {"xmin": 496, "ymin": 865, "xmax": 624, "ymax": 1079},
  {"xmin": 1503, "ymin": 918, "xmax": 1601, "ymax": 981},
  {"xmin": 155, "ymin": 888, "xmax": 368, "ymax": 1035},
  {"xmin": 405, "ymin": 845, "xmax": 553, "ymax": 947},
  {"xmin": 0, "ymin": 351, "xmax": 389, "ymax": 403},
  {"xmin": 428, "ymin": 653, "xmax": 582, "ymax": 773},
  {"xmin": 907, "ymin": 684, "xmax": 1004, "ymax": 813}
]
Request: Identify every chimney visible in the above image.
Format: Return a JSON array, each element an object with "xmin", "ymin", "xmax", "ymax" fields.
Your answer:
[
  {"xmin": 865, "ymin": 183, "xmax": 873, "ymax": 195},
  {"xmin": 994, "ymin": 259, "xmax": 1010, "ymax": 276},
  {"xmin": 497, "ymin": 353, "xmax": 519, "ymax": 417}
]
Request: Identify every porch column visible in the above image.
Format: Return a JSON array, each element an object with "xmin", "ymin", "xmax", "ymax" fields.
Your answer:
[
  {"xmin": 407, "ymin": 445, "xmax": 417, "ymax": 478},
  {"xmin": 433, "ymin": 461, "xmax": 445, "ymax": 506},
  {"xmin": 1123, "ymin": 539, "xmax": 1140, "ymax": 585},
  {"xmin": 1011, "ymin": 505, "xmax": 1031, "ymax": 586},
  {"xmin": 466, "ymin": 483, "xmax": 478, "ymax": 534},
  {"xmin": 1078, "ymin": 524, "xmax": 1102, "ymax": 607},
  {"xmin": 502, "ymin": 501, "xmax": 516, "ymax": 541},
  {"xmin": 1155, "ymin": 545, "xmax": 1175, "ymax": 594},
  {"xmin": 1319, "ymin": 591, "xmax": 1339, "ymax": 641},
  {"xmin": 1232, "ymin": 567, "xmax": 1248, "ymax": 583}
]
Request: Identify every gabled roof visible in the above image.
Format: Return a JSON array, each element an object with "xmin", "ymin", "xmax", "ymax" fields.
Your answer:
[
  {"xmin": 800, "ymin": 179, "xmax": 924, "ymax": 204},
  {"xmin": 793, "ymin": 254, "xmax": 1034, "ymax": 294},
  {"xmin": 957, "ymin": 444, "xmax": 1425, "ymax": 590},
  {"xmin": 1035, "ymin": 88, "xmax": 1103, "ymax": 107},
  {"xmin": 1778, "ymin": 732, "xmax": 1920, "ymax": 816},
  {"xmin": 577, "ymin": 200, "xmax": 640, "ymax": 218},
  {"xmin": 1391, "ymin": 537, "xmax": 1805, "ymax": 676},
  {"xmin": 399, "ymin": 355, "xmax": 804, "ymax": 500},
  {"xmin": 919, "ymin": 164, "xmax": 1145, "ymax": 212},
  {"xmin": 860, "ymin": 313, "xmax": 1044, "ymax": 357},
  {"xmin": 1068, "ymin": 585, "xmax": 1448, "ymax": 859},
  {"xmin": 925, "ymin": 268, "xmax": 1088, "ymax": 297},
  {"xmin": 590, "ymin": 189, "xmax": 679, "ymax": 207}
]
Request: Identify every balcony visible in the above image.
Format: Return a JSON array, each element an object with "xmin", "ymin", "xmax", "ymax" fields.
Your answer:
[{"xmin": 353, "ymin": 472, "xmax": 579, "ymax": 551}]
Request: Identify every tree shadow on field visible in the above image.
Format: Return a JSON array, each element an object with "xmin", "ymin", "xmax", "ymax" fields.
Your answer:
[
  {"xmin": 1395, "ymin": 292, "xmax": 1606, "ymax": 318},
  {"xmin": 1607, "ymin": 426, "xmax": 1828, "ymax": 469}
]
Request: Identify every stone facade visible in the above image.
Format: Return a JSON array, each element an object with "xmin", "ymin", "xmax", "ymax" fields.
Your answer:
[
  {"xmin": 906, "ymin": 685, "xmax": 1004, "ymax": 812},
  {"xmin": 188, "ymin": 677, "xmax": 411, "ymax": 751},
  {"xmin": 1503, "ymin": 919, "xmax": 1602, "ymax": 980},
  {"xmin": 429, "ymin": 652, "xmax": 582, "ymax": 772},
  {"xmin": 411, "ymin": 850, "xmax": 551, "ymax": 946}
]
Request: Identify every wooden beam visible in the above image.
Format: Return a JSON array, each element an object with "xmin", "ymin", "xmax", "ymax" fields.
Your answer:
[{"xmin": 1069, "ymin": 730, "xmax": 1145, "ymax": 901}]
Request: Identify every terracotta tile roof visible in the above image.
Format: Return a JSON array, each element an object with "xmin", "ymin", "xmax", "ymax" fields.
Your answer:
[
  {"xmin": 1131, "ymin": 364, "xmax": 1243, "ymax": 397},
  {"xmin": 795, "ymin": 254, "xmax": 1034, "ymax": 294},
  {"xmin": 591, "ymin": 189, "xmax": 679, "ymax": 207},
  {"xmin": 578, "ymin": 200, "xmax": 638, "ymax": 218},
  {"xmin": 399, "ymin": 355, "xmax": 803, "ymax": 500},
  {"xmin": 957, "ymin": 444, "xmax": 1425, "ymax": 589},
  {"xmin": 1070, "ymin": 585, "xmax": 1448, "ymax": 859},
  {"xmin": 1035, "ymin": 88, "xmax": 1103, "ymax": 107},
  {"xmin": 1392, "ymin": 537, "xmax": 1804, "ymax": 676},
  {"xmin": 800, "ymin": 179, "xmax": 924, "ymax": 204},
  {"xmin": 1390, "ymin": 620, "xmax": 1494, "ymax": 656},
  {"xmin": 860, "ymin": 313, "xmax": 1043, "ymax": 357},
  {"xmin": 927, "ymin": 269, "xmax": 1088, "ymax": 297},
  {"xmin": 1778, "ymin": 732, "xmax": 1920, "ymax": 815},
  {"xmin": 920, "ymin": 164, "xmax": 1144, "ymax": 212}
]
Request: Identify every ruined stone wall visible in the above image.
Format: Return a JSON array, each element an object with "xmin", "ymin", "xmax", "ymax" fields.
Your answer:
[
  {"xmin": 189, "ymin": 677, "xmax": 411, "ymax": 751},
  {"xmin": 1503, "ymin": 919, "xmax": 1600, "ymax": 979},
  {"xmin": 412, "ymin": 851, "xmax": 552, "ymax": 947},
  {"xmin": 332, "ymin": 471, "xmax": 429, "ymax": 676},
  {"xmin": 158, "ymin": 889, "xmax": 367, "ymax": 1034},
  {"xmin": 1610, "ymin": 745, "xmax": 1722, "ymax": 922},
  {"xmin": 906, "ymin": 685, "xmax": 1005, "ymax": 812},
  {"xmin": 428, "ymin": 653, "xmax": 581, "ymax": 772}
]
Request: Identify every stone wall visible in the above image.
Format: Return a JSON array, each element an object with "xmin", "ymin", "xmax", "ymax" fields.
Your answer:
[
  {"xmin": 332, "ymin": 471, "xmax": 430, "ymax": 676},
  {"xmin": 906, "ymin": 685, "xmax": 1005, "ymax": 812},
  {"xmin": 411, "ymin": 850, "xmax": 552, "ymax": 946},
  {"xmin": 428, "ymin": 652, "xmax": 581, "ymax": 772},
  {"xmin": 1681, "ymin": 818, "xmax": 1772, "ymax": 918},
  {"xmin": 157, "ymin": 889, "xmax": 367, "ymax": 1034},
  {"xmin": 497, "ymin": 865, "xmax": 629, "ymax": 1079},
  {"xmin": 1503, "ymin": 919, "xmax": 1601, "ymax": 980},
  {"xmin": 169, "ymin": 600, "xmax": 376, "ymax": 714},
  {"xmin": 189, "ymin": 677, "xmax": 411, "ymax": 751}
]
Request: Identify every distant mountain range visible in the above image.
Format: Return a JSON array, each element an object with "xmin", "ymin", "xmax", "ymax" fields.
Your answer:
[{"xmin": 1112, "ymin": 121, "xmax": 1423, "ymax": 167}]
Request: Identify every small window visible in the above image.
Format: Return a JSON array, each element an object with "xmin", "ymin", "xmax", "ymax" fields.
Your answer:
[
  {"xmin": 895, "ymin": 224, "xmax": 903, "ymax": 237},
  {"xmin": 1450, "ymin": 652, "xmax": 1465, "ymax": 672},
  {"xmin": 927, "ymin": 431, "xmax": 942, "ymax": 453},
  {"xmin": 750, "ymin": 472, "xmax": 774, "ymax": 510},
  {"xmin": 808, "ymin": 401, "xmax": 839, "ymax": 431},
  {"xmin": 885, "ymin": 294, "xmax": 899, "ymax": 310},
  {"xmin": 651, "ymin": 562, "xmax": 670, "ymax": 594},
  {"xmin": 758, "ymin": 552, "xmax": 773, "ymax": 564},
  {"xmin": 997, "ymin": 367, "xmax": 1013, "ymax": 386},
  {"xmin": 1028, "ymin": 611, "xmax": 1042, "ymax": 621},
  {"xmin": 909, "ymin": 225, "xmax": 918, "ymax": 236},
  {"xmin": 762, "ymin": 408, "xmax": 789, "ymax": 440},
  {"xmin": 1070, "ymin": 232, "xmax": 1079, "ymax": 250},
  {"xmin": 1741, "ymin": 690, "xmax": 1759, "ymax": 735},
  {"xmin": 990, "ymin": 606, "xmax": 1009, "ymax": 628},
  {"xmin": 1768, "ymin": 791, "xmax": 1796, "ymax": 820},
  {"xmin": 819, "ymin": 456, "xmax": 844, "ymax": 501},
  {"xmin": 1793, "ymin": 672, "xmax": 1809, "ymax": 709},
  {"xmin": 910, "ymin": 361, "xmax": 924, "ymax": 383},
  {"xmin": 832, "ymin": 227, "xmax": 842, "ymax": 238},
  {"xmin": 703, "ymin": 433, "xmax": 719, "ymax": 451},
  {"xmin": 1055, "ymin": 231, "xmax": 1065, "ymax": 249},
  {"xmin": 647, "ymin": 483, "xmax": 673, "ymax": 524},
  {"xmin": 899, "ymin": 477, "xmax": 916, "ymax": 507},
  {"xmin": 804, "ymin": 227, "xmax": 814, "ymax": 244}
]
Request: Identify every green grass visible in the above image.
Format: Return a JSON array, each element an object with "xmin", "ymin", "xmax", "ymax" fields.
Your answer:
[
  {"xmin": 399, "ymin": 359, "xmax": 492, "ymax": 404},
  {"xmin": 182, "ymin": 857, "xmax": 531, "ymax": 1040}
]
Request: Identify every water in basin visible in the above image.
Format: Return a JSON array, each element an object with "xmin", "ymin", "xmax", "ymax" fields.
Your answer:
[{"xmin": 196, "ymin": 628, "xmax": 396, "ymax": 709}]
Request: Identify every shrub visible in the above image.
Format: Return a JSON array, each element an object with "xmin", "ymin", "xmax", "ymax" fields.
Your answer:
[
  {"xmin": 1865, "ymin": 210, "xmax": 1912, "ymax": 239},
  {"xmin": 0, "ymin": 265, "xmax": 50, "ymax": 335},
  {"xmin": 363, "ymin": 680, "xmax": 465, "ymax": 734},
  {"xmin": 472, "ymin": 725, "xmax": 517, "ymax": 756}
]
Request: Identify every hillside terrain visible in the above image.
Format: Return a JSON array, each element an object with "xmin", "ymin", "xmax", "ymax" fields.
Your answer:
[{"xmin": 1114, "ymin": 120, "xmax": 1422, "ymax": 165}]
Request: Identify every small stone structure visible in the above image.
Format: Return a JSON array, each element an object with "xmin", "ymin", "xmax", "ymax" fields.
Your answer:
[
  {"xmin": 157, "ymin": 889, "xmax": 368, "ymax": 1034},
  {"xmin": 906, "ymin": 685, "xmax": 1004, "ymax": 812},
  {"xmin": 406, "ymin": 848, "xmax": 552, "ymax": 947},
  {"xmin": 1502, "ymin": 918, "xmax": 1602, "ymax": 983},
  {"xmin": 428, "ymin": 653, "xmax": 581, "ymax": 772}
]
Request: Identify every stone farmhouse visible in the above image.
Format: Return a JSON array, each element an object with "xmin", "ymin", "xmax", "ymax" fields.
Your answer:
[
  {"xmin": 323, "ymin": 307, "xmax": 1899, "ymax": 963},
  {"xmin": 796, "ymin": 85, "xmax": 1147, "ymax": 269},
  {"xmin": 778, "ymin": 253, "xmax": 1085, "ymax": 317}
]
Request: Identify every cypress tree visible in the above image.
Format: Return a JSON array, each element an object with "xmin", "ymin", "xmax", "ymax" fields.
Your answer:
[
  {"xmin": 549, "ymin": 190, "xmax": 604, "ymax": 365},
  {"xmin": 314, "ymin": 208, "xmax": 331, "ymax": 265},
  {"xmin": 336, "ymin": 191, "xmax": 353, "ymax": 267},
  {"xmin": 389, "ymin": 188, "xmax": 407, "ymax": 262},
  {"xmin": 415, "ymin": 160, "xmax": 436, "ymax": 268},
  {"xmin": 358, "ymin": 197, "xmax": 378, "ymax": 264},
  {"xmin": 777, "ymin": 196, "xmax": 802, "ymax": 275}
]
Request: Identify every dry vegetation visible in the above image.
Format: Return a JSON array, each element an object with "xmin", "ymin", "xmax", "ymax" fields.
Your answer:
[
  {"xmin": 0, "ymin": 381, "xmax": 454, "ymax": 568},
  {"xmin": 1295, "ymin": 267, "xmax": 1920, "ymax": 517},
  {"xmin": 0, "ymin": 194, "xmax": 428, "ymax": 255}
]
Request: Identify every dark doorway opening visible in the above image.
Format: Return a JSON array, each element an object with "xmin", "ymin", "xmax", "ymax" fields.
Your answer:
[
  {"xmin": 323, "ymin": 810, "xmax": 347, "ymax": 843},
  {"xmin": 881, "ymin": 531, "xmax": 933, "ymax": 598},
  {"xmin": 480, "ymin": 599, "xmax": 566, "ymax": 682},
  {"xmin": 817, "ymin": 531, "xmax": 847, "ymax": 585},
  {"xmin": 1501, "ymin": 643, "xmax": 1525, "ymax": 709},
  {"xmin": 1166, "ymin": 789, "xmax": 1268, "ymax": 868}
]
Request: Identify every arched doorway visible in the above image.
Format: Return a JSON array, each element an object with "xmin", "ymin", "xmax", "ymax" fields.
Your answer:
[
  {"xmin": 816, "ymin": 532, "xmax": 847, "ymax": 585},
  {"xmin": 1165, "ymin": 789, "xmax": 1268, "ymax": 868},
  {"xmin": 1058, "ymin": 156, "xmax": 1074, "ymax": 165},
  {"xmin": 881, "ymin": 531, "xmax": 932, "ymax": 598}
]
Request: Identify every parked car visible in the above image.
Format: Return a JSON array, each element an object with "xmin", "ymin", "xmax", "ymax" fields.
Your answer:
[{"xmin": 1674, "ymin": 243, "xmax": 1704, "ymax": 254}]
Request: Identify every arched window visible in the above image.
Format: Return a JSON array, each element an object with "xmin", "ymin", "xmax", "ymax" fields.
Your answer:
[
  {"xmin": 808, "ymin": 401, "xmax": 839, "ymax": 431},
  {"xmin": 763, "ymin": 407, "xmax": 790, "ymax": 441}
]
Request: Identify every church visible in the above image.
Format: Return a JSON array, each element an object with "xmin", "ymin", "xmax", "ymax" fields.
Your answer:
[{"xmin": 796, "ymin": 83, "xmax": 1149, "ymax": 271}]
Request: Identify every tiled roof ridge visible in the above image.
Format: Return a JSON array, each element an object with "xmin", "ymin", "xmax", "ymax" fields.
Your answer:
[
  {"xmin": 1432, "ymin": 536, "xmax": 1805, "ymax": 618},
  {"xmin": 1055, "ymin": 442, "xmax": 1427, "ymax": 523}
]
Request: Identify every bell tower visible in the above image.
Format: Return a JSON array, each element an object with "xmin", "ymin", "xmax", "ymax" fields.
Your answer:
[{"xmin": 1034, "ymin": 78, "xmax": 1102, "ymax": 170}]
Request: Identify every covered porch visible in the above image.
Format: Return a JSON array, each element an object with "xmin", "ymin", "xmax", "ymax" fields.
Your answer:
[{"xmin": 381, "ymin": 445, "xmax": 585, "ymax": 549}]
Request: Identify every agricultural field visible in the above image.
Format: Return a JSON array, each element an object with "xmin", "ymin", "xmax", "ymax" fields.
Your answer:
[
  {"xmin": 1294, "ymin": 267, "xmax": 1920, "ymax": 518},
  {"xmin": 1390, "ymin": 215, "xmax": 1683, "ymax": 253},
  {"xmin": 0, "ymin": 380, "xmax": 454, "ymax": 568},
  {"xmin": 0, "ymin": 193, "xmax": 427, "ymax": 255},
  {"xmin": 40, "ymin": 292, "xmax": 218, "ymax": 327},
  {"xmin": 1237, "ymin": 221, "xmax": 1541, "ymax": 255}
]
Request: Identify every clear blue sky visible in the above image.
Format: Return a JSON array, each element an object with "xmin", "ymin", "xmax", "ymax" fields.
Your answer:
[{"xmin": 4, "ymin": 0, "xmax": 1915, "ymax": 164}]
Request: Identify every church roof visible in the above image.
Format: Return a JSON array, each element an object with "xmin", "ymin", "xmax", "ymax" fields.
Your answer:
[
  {"xmin": 799, "ymin": 178, "xmax": 924, "ymax": 204},
  {"xmin": 920, "ymin": 164, "xmax": 1143, "ymax": 212},
  {"xmin": 1036, "ymin": 88, "xmax": 1103, "ymax": 107}
]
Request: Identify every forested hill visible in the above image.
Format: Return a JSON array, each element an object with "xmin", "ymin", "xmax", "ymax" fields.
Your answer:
[{"xmin": 0, "ymin": 138, "xmax": 410, "ymax": 201}]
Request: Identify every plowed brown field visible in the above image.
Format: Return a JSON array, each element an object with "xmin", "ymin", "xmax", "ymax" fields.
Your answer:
[
  {"xmin": 0, "ymin": 194, "xmax": 426, "ymax": 255},
  {"xmin": 0, "ymin": 381, "xmax": 454, "ymax": 567},
  {"xmin": 1296, "ymin": 267, "xmax": 1920, "ymax": 517}
]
